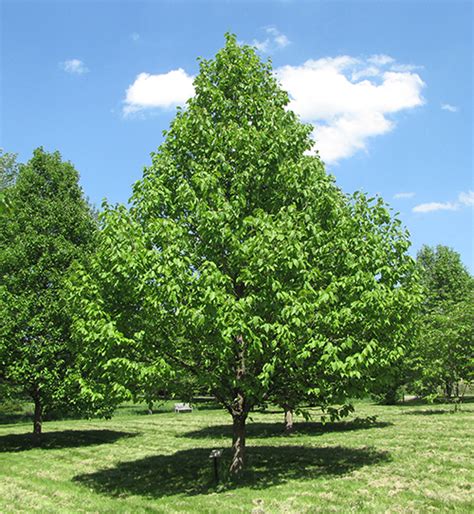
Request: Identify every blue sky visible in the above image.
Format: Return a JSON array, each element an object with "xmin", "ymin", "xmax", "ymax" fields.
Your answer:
[{"xmin": 1, "ymin": 0, "xmax": 473, "ymax": 270}]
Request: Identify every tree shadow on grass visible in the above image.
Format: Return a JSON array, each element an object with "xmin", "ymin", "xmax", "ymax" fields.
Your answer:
[
  {"xmin": 0, "ymin": 412, "xmax": 33, "ymax": 425},
  {"xmin": 0, "ymin": 429, "xmax": 137, "ymax": 453},
  {"xmin": 181, "ymin": 418, "xmax": 391, "ymax": 440},
  {"xmin": 74, "ymin": 444, "xmax": 389, "ymax": 498},
  {"xmin": 402, "ymin": 408, "xmax": 474, "ymax": 416},
  {"xmin": 396, "ymin": 396, "xmax": 474, "ymax": 408}
]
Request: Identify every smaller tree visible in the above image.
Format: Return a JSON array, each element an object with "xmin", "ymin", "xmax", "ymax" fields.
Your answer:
[
  {"xmin": 0, "ymin": 148, "xmax": 98, "ymax": 439},
  {"xmin": 412, "ymin": 245, "xmax": 473, "ymax": 403},
  {"xmin": 370, "ymin": 361, "xmax": 410, "ymax": 405},
  {"xmin": 270, "ymin": 364, "xmax": 356, "ymax": 433},
  {"xmin": 415, "ymin": 292, "xmax": 473, "ymax": 403},
  {"xmin": 417, "ymin": 245, "xmax": 472, "ymax": 307}
]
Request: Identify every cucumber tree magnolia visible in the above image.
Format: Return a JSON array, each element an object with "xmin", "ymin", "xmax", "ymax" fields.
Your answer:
[
  {"xmin": 0, "ymin": 148, "xmax": 97, "ymax": 438},
  {"xmin": 75, "ymin": 35, "xmax": 419, "ymax": 474}
]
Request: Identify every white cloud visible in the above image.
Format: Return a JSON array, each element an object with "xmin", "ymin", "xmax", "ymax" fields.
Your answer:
[
  {"xmin": 131, "ymin": 32, "xmax": 140, "ymax": 42},
  {"xmin": 390, "ymin": 63, "xmax": 422, "ymax": 73},
  {"xmin": 122, "ymin": 28, "xmax": 289, "ymax": 115},
  {"xmin": 310, "ymin": 112, "xmax": 393, "ymax": 162},
  {"xmin": 394, "ymin": 192, "xmax": 415, "ymax": 199},
  {"xmin": 413, "ymin": 202, "xmax": 458, "ymax": 213},
  {"xmin": 351, "ymin": 66, "xmax": 380, "ymax": 81},
  {"xmin": 251, "ymin": 27, "xmax": 290, "ymax": 53},
  {"xmin": 61, "ymin": 59, "xmax": 88, "ymax": 75},
  {"xmin": 459, "ymin": 190, "xmax": 474, "ymax": 206},
  {"xmin": 441, "ymin": 103, "xmax": 458, "ymax": 112},
  {"xmin": 275, "ymin": 55, "xmax": 425, "ymax": 163},
  {"xmin": 266, "ymin": 27, "xmax": 290, "ymax": 48},
  {"xmin": 368, "ymin": 54, "xmax": 395, "ymax": 66},
  {"xmin": 252, "ymin": 39, "xmax": 270, "ymax": 53},
  {"xmin": 123, "ymin": 68, "xmax": 195, "ymax": 115},
  {"xmin": 413, "ymin": 191, "xmax": 474, "ymax": 213},
  {"xmin": 123, "ymin": 51, "xmax": 424, "ymax": 163}
]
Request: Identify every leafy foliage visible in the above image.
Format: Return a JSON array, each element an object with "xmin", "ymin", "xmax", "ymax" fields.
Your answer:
[
  {"xmin": 0, "ymin": 148, "xmax": 98, "ymax": 433},
  {"xmin": 417, "ymin": 244, "xmax": 472, "ymax": 308},
  {"xmin": 73, "ymin": 34, "xmax": 420, "ymax": 472},
  {"xmin": 0, "ymin": 149, "xmax": 20, "ymax": 191},
  {"xmin": 412, "ymin": 245, "xmax": 473, "ymax": 401}
]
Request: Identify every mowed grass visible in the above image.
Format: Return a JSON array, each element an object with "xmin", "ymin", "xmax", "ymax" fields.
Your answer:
[{"xmin": 1, "ymin": 399, "xmax": 473, "ymax": 513}]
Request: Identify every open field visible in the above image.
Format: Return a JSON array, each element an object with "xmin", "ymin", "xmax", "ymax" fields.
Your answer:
[{"xmin": 1, "ymin": 400, "xmax": 473, "ymax": 513}]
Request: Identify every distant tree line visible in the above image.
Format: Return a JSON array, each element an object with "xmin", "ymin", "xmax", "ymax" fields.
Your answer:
[{"xmin": 1, "ymin": 35, "xmax": 472, "ymax": 475}]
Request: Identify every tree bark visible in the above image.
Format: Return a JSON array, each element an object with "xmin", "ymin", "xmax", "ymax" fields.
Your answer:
[
  {"xmin": 230, "ymin": 411, "xmax": 247, "ymax": 475},
  {"xmin": 229, "ymin": 333, "xmax": 248, "ymax": 476},
  {"xmin": 283, "ymin": 405, "xmax": 294, "ymax": 434},
  {"xmin": 445, "ymin": 381, "xmax": 453, "ymax": 399},
  {"xmin": 32, "ymin": 392, "xmax": 42, "ymax": 443}
]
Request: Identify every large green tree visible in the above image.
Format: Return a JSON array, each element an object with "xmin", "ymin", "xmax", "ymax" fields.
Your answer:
[
  {"xmin": 74, "ymin": 35, "xmax": 419, "ymax": 474},
  {"xmin": 0, "ymin": 148, "xmax": 97, "ymax": 438}
]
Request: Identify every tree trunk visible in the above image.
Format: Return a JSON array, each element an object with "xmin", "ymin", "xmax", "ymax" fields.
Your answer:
[
  {"xmin": 33, "ymin": 393, "xmax": 42, "ymax": 443},
  {"xmin": 230, "ymin": 412, "xmax": 247, "ymax": 475},
  {"xmin": 445, "ymin": 381, "xmax": 453, "ymax": 399},
  {"xmin": 383, "ymin": 387, "xmax": 398, "ymax": 405},
  {"xmin": 283, "ymin": 405, "xmax": 294, "ymax": 434},
  {"xmin": 229, "ymin": 333, "xmax": 248, "ymax": 476}
]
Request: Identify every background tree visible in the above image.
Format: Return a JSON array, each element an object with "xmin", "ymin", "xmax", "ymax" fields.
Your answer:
[
  {"xmin": 269, "ymin": 357, "xmax": 357, "ymax": 433},
  {"xmin": 73, "ymin": 35, "xmax": 420, "ymax": 475},
  {"xmin": 417, "ymin": 245, "xmax": 472, "ymax": 308},
  {"xmin": 370, "ymin": 360, "xmax": 411, "ymax": 405},
  {"xmin": 0, "ymin": 148, "xmax": 97, "ymax": 439},
  {"xmin": 412, "ymin": 245, "xmax": 473, "ymax": 401},
  {"xmin": 0, "ymin": 148, "xmax": 20, "ymax": 191},
  {"xmin": 0, "ymin": 149, "xmax": 20, "ymax": 404}
]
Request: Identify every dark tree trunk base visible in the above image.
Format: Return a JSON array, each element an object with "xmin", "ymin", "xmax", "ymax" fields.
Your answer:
[
  {"xmin": 230, "ymin": 414, "xmax": 246, "ymax": 475},
  {"xmin": 33, "ymin": 393, "xmax": 42, "ymax": 444}
]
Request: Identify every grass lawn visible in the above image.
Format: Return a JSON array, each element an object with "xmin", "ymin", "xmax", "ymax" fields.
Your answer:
[{"xmin": 1, "ymin": 399, "xmax": 473, "ymax": 513}]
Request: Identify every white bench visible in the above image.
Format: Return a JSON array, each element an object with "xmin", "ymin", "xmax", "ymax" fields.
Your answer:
[{"xmin": 174, "ymin": 402, "xmax": 193, "ymax": 413}]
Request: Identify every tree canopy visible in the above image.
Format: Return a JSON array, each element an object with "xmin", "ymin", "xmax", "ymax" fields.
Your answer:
[
  {"xmin": 0, "ymin": 148, "xmax": 98, "ymax": 437},
  {"xmin": 413, "ymin": 245, "xmax": 473, "ymax": 401},
  {"xmin": 73, "ymin": 34, "xmax": 420, "ymax": 474},
  {"xmin": 417, "ymin": 244, "xmax": 472, "ymax": 308}
]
